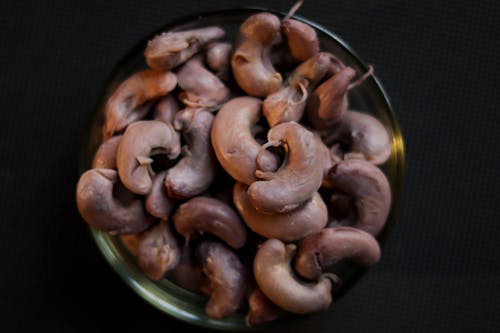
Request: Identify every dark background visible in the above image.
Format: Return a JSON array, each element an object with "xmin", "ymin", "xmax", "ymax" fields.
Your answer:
[{"xmin": 1, "ymin": 0, "xmax": 499, "ymax": 332}]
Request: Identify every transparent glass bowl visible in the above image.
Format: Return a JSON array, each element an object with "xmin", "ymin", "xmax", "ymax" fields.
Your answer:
[{"xmin": 79, "ymin": 7, "xmax": 405, "ymax": 331}]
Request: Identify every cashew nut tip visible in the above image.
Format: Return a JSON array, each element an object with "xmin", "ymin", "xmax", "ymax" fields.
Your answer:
[
  {"xmin": 254, "ymin": 238, "xmax": 333, "ymax": 314},
  {"xmin": 92, "ymin": 135, "xmax": 122, "ymax": 169},
  {"xmin": 145, "ymin": 170, "xmax": 176, "ymax": 220},
  {"xmin": 117, "ymin": 120, "xmax": 181, "ymax": 195},
  {"xmin": 76, "ymin": 169, "xmax": 153, "ymax": 235},
  {"xmin": 295, "ymin": 226, "xmax": 381, "ymax": 280},
  {"xmin": 144, "ymin": 26, "xmax": 226, "ymax": 71},
  {"xmin": 281, "ymin": 18, "xmax": 320, "ymax": 62},
  {"xmin": 172, "ymin": 196, "xmax": 247, "ymax": 249}
]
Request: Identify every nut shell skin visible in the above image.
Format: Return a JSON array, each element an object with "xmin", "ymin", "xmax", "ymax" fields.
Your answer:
[{"xmin": 294, "ymin": 226, "xmax": 381, "ymax": 280}]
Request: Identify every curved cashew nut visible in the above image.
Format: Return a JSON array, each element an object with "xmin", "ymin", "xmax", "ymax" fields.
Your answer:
[
  {"xmin": 144, "ymin": 26, "xmax": 225, "ymax": 71},
  {"xmin": 117, "ymin": 120, "xmax": 181, "ymax": 195},
  {"xmin": 137, "ymin": 222, "xmax": 181, "ymax": 281},
  {"xmin": 145, "ymin": 170, "xmax": 175, "ymax": 220},
  {"xmin": 231, "ymin": 13, "xmax": 283, "ymax": 97},
  {"xmin": 324, "ymin": 159, "xmax": 391, "ymax": 236},
  {"xmin": 165, "ymin": 109, "xmax": 217, "ymax": 198},
  {"xmin": 233, "ymin": 182, "xmax": 327, "ymax": 242},
  {"xmin": 328, "ymin": 110, "xmax": 392, "ymax": 165},
  {"xmin": 92, "ymin": 135, "xmax": 122, "ymax": 169},
  {"xmin": 172, "ymin": 196, "xmax": 247, "ymax": 249},
  {"xmin": 294, "ymin": 226, "xmax": 381, "ymax": 280},
  {"xmin": 248, "ymin": 122, "xmax": 323, "ymax": 213},
  {"xmin": 263, "ymin": 52, "xmax": 332, "ymax": 127},
  {"xmin": 211, "ymin": 97, "xmax": 279, "ymax": 185},
  {"xmin": 254, "ymin": 238, "xmax": 334, "ymax": 314},
  {"xmin": 196, "ymin": 241, "xmax": 246, "ymax": 319},
  {"xmin": 103, "ymin": 69, "xmax": 177, "ymax": 139},
  {"xmin": 246, "ymin": 286, "xmax": 281, "ymax": 327},
  {"xmin": 153, "ymin": 94, "xmax": 180, "ymax": 124},
  {"xmin": 176, "ymin": 54, "xmax": 230, "ymax": 108},
  {"xmin": 206, "ymin": 42, "xmax": 232, "ymax": 80},
  {"xmin": 76, "ymin": 169, "xmax": 153, "ymax": 235},
  {"xmin": 281, "ymin": 18, "xmax": 319, "ymax": 62},
  {"xmin": 306, "ymin": 66, "xmax": 356, "ymax": 130}
]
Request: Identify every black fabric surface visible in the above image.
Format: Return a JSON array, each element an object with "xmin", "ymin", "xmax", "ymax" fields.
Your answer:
[{"xmin": 1, "ymin": 0, "xmax": 499, "ymax": 332}]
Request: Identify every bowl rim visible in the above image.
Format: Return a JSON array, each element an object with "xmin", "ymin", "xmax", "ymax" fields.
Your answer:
[{"xmin": 81, "ymin": 6, "xmax": 406, "ymax": 331}]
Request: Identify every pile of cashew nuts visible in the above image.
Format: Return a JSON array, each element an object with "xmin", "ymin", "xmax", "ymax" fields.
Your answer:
[{"xmin": 76, "ymin": 2, "xmax": 392, "ymax": 326}]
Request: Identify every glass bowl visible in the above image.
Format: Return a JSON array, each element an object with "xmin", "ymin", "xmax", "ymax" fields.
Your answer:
[{"xmin": 79, "ymin": 7, "xmax": 405, "ymax": 331}]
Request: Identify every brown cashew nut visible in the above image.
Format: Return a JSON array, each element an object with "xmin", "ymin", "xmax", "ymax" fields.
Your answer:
[
  {"xmin": 176, "ymin": 54, "xmax": 230, "ymax": 108},
  {"xmin": 153, "ymin": 94, "xmax": 180, "ymax": 124},
  {"xmin": 306, "ymin": 66, "xmax": 356, "ymax": 130},
  {"xmin": 145, "ymin": 170, "xmax": 175, "ymax": 220},
  {"xmin": 144, "ymin": 26, "xmax": 225, "ymax": 71},
  {"xmin": 211, "ymin": 97, "xmax": 280, "ymax": 185},
  {"xmin": 246, "ymin": 286, "xmax": 281, "ymax": 327},
  {"xmin": 263, "ymin": 52, "xmax": 332, "ymax": 127},
  {"xmin": 248, "ymin": 122, "xmax": 323, "ymax": 213},
  {"xmin": 323, "ymin": 159, "xmax": 391, "ymax": 236},
  {"xmin": 294, "ymin": 226, "xmax": 381, "ymax": 281},
  {"xmin": 313, "ymin": 131, "xmax": 334, "ymax": 183},
  {"xmin": 233, "ymin": 182, "xmax": 327, "ymax": 242},
  {"xmin": 231, "ymin": 13, "xmax": 283, "ymax": 97},
  {"xmin": 170, "ymin": 244, "xmax": 204, "ymax": 292},
  {"xmin": 137, "ymin": 222, "xmax": 181, "ymax": 281},
  {"xmin": 76, "ymin": 169, "xmax": 153, "ymax": 235},
  {"xmin": 165, "ymin": 109, "xmax": 217, "ymax": 198},
  {"xmin": 281, "ymin": 19, "xmax": 319, "ymax": 62},
  {"xmin": 196, "ymin": 241, "xmax": 246, "ymax": 319},
  {"xmin": 254, "ymin": 238, "xmax": 335, "ymax": 314},
  {"xmin": 103, "ymin": 69, "xmax": 177, "ymax": 139},
  {"xmin": 120, "ymin": 233, "xmax": 143, "ymax": 256},
  {"xmin": 205, "ymin": 42, "xmax": 232, "ymax": 80},
  {"xmin": 327, "ymin": 110, "xmax": 392, "ymax": 165},
  {"xmin": 172, "ymin": 196, "xmax": 247, "ymax": 249},
  {"xmin": 117, "ymin": 120, "xmax": 181, "ymax": 195},
  {"xmin": 92, "ymin": 135, "xmax": 122, "ymax": 169}
]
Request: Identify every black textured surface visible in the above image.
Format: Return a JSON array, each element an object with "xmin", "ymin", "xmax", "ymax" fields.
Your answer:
[{"xmin": 1, "ymin": 0, "xmax": 499, "ymax": 332}]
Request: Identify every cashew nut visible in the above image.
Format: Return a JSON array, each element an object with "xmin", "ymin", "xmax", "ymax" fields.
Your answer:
[
  {"xmin": 76, "ymin": 169, "xmax": 153, "ymax": 235},
  {"xmin": 306, "ymin": 66, "xmax": 356, "ymax": 130},
  {"xmin": 211, "ymin": 97, "xmax": 279, "ymax": 185},
  {"xmin": 153, "ymin": 94, "xmax": 180, "ymax": 124},
  {"xmin": 165, "ymin": 108, "xmax": 216, "ymax": 198},
  {"xmin": 324, "ymin": 159, "xmax": 391, "ymax": 236},
  {"xmin": 145, "ymin": 170, "xmax": 175, "ymax": 220},
  {"xmin": 120, "ymin": 233, "xmax": 143, "ymax": 256},
  {"xmin": 170, "ymin": 244, "xmax": 204, "ymax": 292},
  {"xmin": 327, "ymin": 110, "xmax": 392, "ymax": 165},
  {"xmin": 231, "ymin": 13, "xmax": 283, "ymax": 97},
  {"xmin": 92, "ymin": 135, "xmax": 122, "ymax": 169},
  {"xmin": 103, "ymin": 69, "xmax": 177, "ymax": 139},
  {"xmin": 206, "ymin": 42, "xmax": 232, "ymax": 80},
  {"xmin": 144, "ymin": 26, "xmax": 225, "ymax": 71},
  {"xmin": 116, "ymin": 120, "xmax": 181, "ymax": 195},
  {"xmin": 294, "ymin": 226, "xmax": 381, "ymax": 280},
  {"xmin": 248, "ymin": 122, "xmax": 323, "ymax": 213},
  {"xmin": 196, "ymin": 241, "xmax": 246, "ymax": 319},
  {"xmin": 233, "ymin": 182, "xmax": 327, "ymax": 242},
  {"xmin": 137, "ymin": 222, "xmax": 180, "ymax": 281},
  {"xmin": 254, "ymin": 238, "xmax": 334, "ymax": 314},
  {"xmin": 172, "ymin": 196, "xmax": 247, "ymax": 249},
  {"xmin": 263, "ymin": 52, "xmax": 332, "ymax": 127},
  {"xmin": 246, "ymin": 286, "xmax": 281, "ymax": 327},
  {"xmin": 176, "ymin": 54, "xmax": 230, "ymax": 108},
  {"xmin": 281, "ymin": 18, "xmax": 319, "ymax": 62}
]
